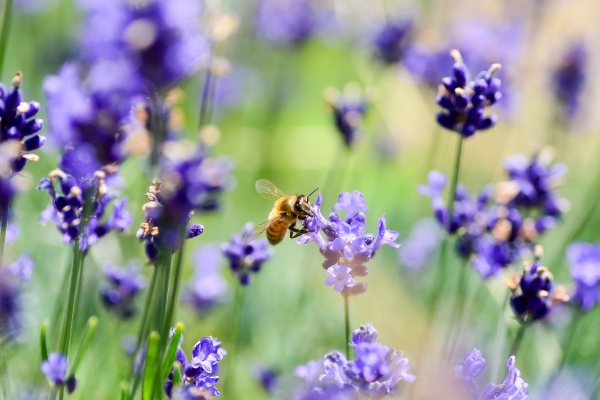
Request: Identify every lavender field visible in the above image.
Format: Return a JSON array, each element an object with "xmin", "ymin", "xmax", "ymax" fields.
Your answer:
[{"xmin": 1, "ymin": 0, "xmax": 599, "ymax": 399}]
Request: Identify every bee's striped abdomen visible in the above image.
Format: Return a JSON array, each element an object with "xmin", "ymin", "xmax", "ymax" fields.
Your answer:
[{"xmin": 267, "ymin": 219, "xmax": 289, "ymax": 245}]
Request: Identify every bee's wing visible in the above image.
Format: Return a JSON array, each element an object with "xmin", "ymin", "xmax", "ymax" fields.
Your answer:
[
  {"xmin": 256, "ymin": 179, "xmax": 286, "ymax": 200},
  {"xmin": 242, "ymin": 217, "xmax": 281, "ymax": 244}
]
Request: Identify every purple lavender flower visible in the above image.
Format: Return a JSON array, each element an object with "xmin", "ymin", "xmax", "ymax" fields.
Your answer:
[
  {"xmin": 0, "ymin": 72, "xmax": 44, "ymax": 177},
  {"xmin": 138, "ymin": 145, "xmax": 230, "ymax": 260},
  {"xmin": 398, "ymin": 218, "xmax": 440, "ymax": 270},
  {"xmin": 41, "ymin": 353, "xmax": 77, "ymax": 393},
  {"xmin": 552, "ymin": 43, "xmax": 586, "ymax": 120},
  {"xmin": 481, "ymin": 356, "xmax": 528, "ymax": 400},
  {"xmin": 255, "ymin": 0, "xmax": 329, "ymax": 47},
  {"xmin": 420, "ymin": 160, "xmax": 565, "ymax": 280},
  {"xmin": 348, "ymin": 342, "xmax": 390, "ymax": 383},
  {"xmin": 325, "ymin": 264, "xmax": 355, "ymax": 293},
  {"xmin": 79, "ymin": 0, "xmax": 208, "ymax": 92},
  {"xmin": 349, "ymin": 323, "xmax": 378, "ymax": 347},
  {"xmin": 44, "ymin": 63, "xmax": 137, "ymax": 177},
  {"xmin": 254, "ymin": 366, "xmax": 279, "ymax": 394},
  {"xmin": 436, "ymin": 49, "xmax": 501, "ymax": 138},
  {"xmin": 333, "ymin": 191, "xmax": 369, "ymax": 221},
  {"xmin": 501, "ymin": 151, "xmax": 567, "ymax": 232},
  {"xmin": 567, "ymin": 242, "xmax": 600, "ymax": 310},
  {"xmin": 0, "ymin": 254, "xmax": 34, "ymax": 341},
  {"xmin": 453, "ymin": 348, "xmax": 485, "ymax": 399},
  {"xmin": 38, "ymin": 169, "xmax": 131, "ymax": 250},
  {"xmin": 373, "ymin": 19, "xmax": 412, "ymax": 65},
  {"xmin": 324, "ymin": 84, "xmax": 369, "ymax": 148},
  {"xmin": 221, "ymin": 222, "xmax": 272, "ymax": 286},
  {"xmin": 508, "ymin": 252, "xmax": 569, "ymax": 323},
  {"xmin": 165, "ymin": 335, "xmax": 226, "ymax": 398},
  {"xmin": 300, "ymin": 191, "xmax": 399, "ymax": 296},
  {"xmin": 453, "ymin": 350, "xmax": 528, "ymax": 400},
  {"xmin": 182, "ymin": 245, "xmax": 229, "ymax": 313},
  {"xmin": 294, "ymin": 324, "xmax": 414, "ymax": 397},
  {"xmin": 99, "ymin": 262, "xmax": 146, "ymax": 319}
]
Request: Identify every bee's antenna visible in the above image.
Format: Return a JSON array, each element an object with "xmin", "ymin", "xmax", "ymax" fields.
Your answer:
[{"xmin": 307, "ymin": 187, "xmax": 319, "ymax": 200}]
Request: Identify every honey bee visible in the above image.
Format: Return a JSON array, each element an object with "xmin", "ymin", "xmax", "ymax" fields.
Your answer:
[{"xmin": 243, "ymin": 179, "xmax": 318, "ymax": 245}]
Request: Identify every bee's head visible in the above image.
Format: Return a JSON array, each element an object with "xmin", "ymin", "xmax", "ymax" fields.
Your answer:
[{"xmin": 294, "ymin": 194, "xmax": 314, "ymax": 217}]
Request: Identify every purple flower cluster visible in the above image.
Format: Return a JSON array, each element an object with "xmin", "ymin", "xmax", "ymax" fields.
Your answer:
[
  {"xmin": 41, "ymin": 353, "xmax": 77, "ymax": 394},
  {"xmin": 502, "ymin": 151, "xmax": 567, "ymax": 227},
  {"xmin": 567, "ymin": 242, "xmax": 600, "ymax": 310},
  {"xmin": 398, "ymin": 218, "xmax": 440, "ymax": 270},
  {"xmin": 44, "ymin": 63, "xmax": 137, "ymax": 180},
  {"xmin": 507, "ymin": 251, "xmax": 569, "ymax": 323},
  {"xmin": 372, "ymin": 19, "xmax": 412, "ymax": 65},
  {"xmin": 324, "ymin": 84, "xmax": 369, "ymax": 148},
  {"xmin": 79, "ymin": 0, "xmax": 208, "ymax": 92},
  {"xmin": 165, "ymin": 335, "xmax": 226, "ymax": 398},
  {"xmin": 0, "ymin": 72, "xmax": 44, "ymax": 177},
  {"xmin": 255, "ymin": 0, "xmax": 329, "ymax": 47},
  {"xmin": 552, "ymin": 43, "xmax": 586, "ymax": 119},
  {"xmin": 99, "ymin": 262, "xmax": 146, "ymax": 319},
  {"xmin": 137, "ymin": 145, "xmax": 231, "ymax": 261},
  {"xmin": 420, "ymin": 151, "xmax": 566, "ymax": 279},
  {"xmin": 221, "ymin": 223, "xmax": 272, "ymax": 286},
  {"xmin": 453, "ymin": 349, "xmax": 528, "ymax": 400},
  {"xmin": 436, "ymin": 49, "xmax": 501, "ymax": 138},
  {"xmin": 38, "ymin": 169, "xmax": 132, "ymax": 250},
  {"xmin": 182, "ymin": 245, "xmax": 229, "ymax": 312},
  {"xmin": 294, "ymin": 324, "xmax": 414, "ymax": 398},
  {"xmin": 0, "ymin": 253, "xmax": 34, "ymax": 341},
  {"xmin": 299, "ymin": 191, "xmax": 399, "ymax": 295}
]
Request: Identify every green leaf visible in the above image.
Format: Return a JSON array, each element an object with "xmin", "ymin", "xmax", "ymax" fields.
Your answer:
[
  {"xmin": 40, "ymin": 319, "xmax": 49, "ymax": 362},
  {"xmin": 142, "ymin": 331, "xmax": 160, "ymax": 400},
  {"xmin": 67, "ymin": 316, "xmax": 98, "ymax": 377},
  {"xmin": 161, "ymin": 322, "xmax": 184, "ymax": 383},
  {"xmin": 120, "ymin": 381, "xmax": 130, "ymax": 400}
]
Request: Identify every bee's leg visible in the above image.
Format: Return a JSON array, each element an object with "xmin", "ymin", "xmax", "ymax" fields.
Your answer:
[{"xmin": 289, "ymin": 223, "xmax": 310, "ymax": 238}]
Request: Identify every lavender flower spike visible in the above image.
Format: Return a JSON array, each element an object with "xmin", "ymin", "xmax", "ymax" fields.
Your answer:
[
  {"xmin": 481, "ymin": 356, "xmax": 528, "ymax": 400},
  {"xmin": 222, "ymin": 223, "xmax": 272, "ymax": 286},
  {"xmin": 436, "ymin": 49, "xmax": 502, "ymax": 138},
  {"xmin": 41, "ymin": 353, "xmax": 77, "ymax": 393},
  {"xmin": 0, "ymin": 72, "xmax": 45, "ymax": 176},
  {"xmin": 299, "ymin": 190, "xmax": 400, "ymax": 296},
  {"xmin": 567, "ymin": 242, "xmax": 600, "ymax": 310},
  {"xmin": 349, "ymin": 323, "xmax": 378, "ymax": 347}
]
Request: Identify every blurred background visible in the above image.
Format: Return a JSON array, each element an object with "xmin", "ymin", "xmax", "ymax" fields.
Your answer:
[{"xmin": 3, "ymin": 0, "xmax": 600, "ymax": 398}]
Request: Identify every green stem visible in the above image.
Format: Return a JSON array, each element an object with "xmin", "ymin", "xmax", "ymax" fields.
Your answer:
[
  {"xmin": 344, "ymin": 296, "xmax": 350, "ymax": 360},
  {"xmin": 58, "ymin": 241, "xmax": 83, "ymax": 358},
  {"xmin": 222, "ymin": 284, "xmax": 244, "ymax": 398},
  {"xmin": 51, "ymin": 257, "xmax": 72, "ymax": 348},
  {"xmin": 131, "ymin": 266, "xmax": 160, "ymax": 375},
  {"xmin": 428, "ymin": 134, "xmax": 464, "ymax": 317},
  {"xmin": 130, "ymin": 252, "xmax": 170, "ymax": 400},
  {"xmin": 446, "ymin": 135, "xmax": 464, "ymax": 219},
  {"xmin": 0, "ymin": 0, "xmax": 13, "ymax": 75},
  {"xmin": 508, "ymin": 323, "xmax": 527, "ymax": 358},
  {"xmin": 160, "ymin": 244, "xmax": 185, "ymax": 346},
  {"xmin": 446, "ymin": 260, "xmax": 470, "ymax": 355}
]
